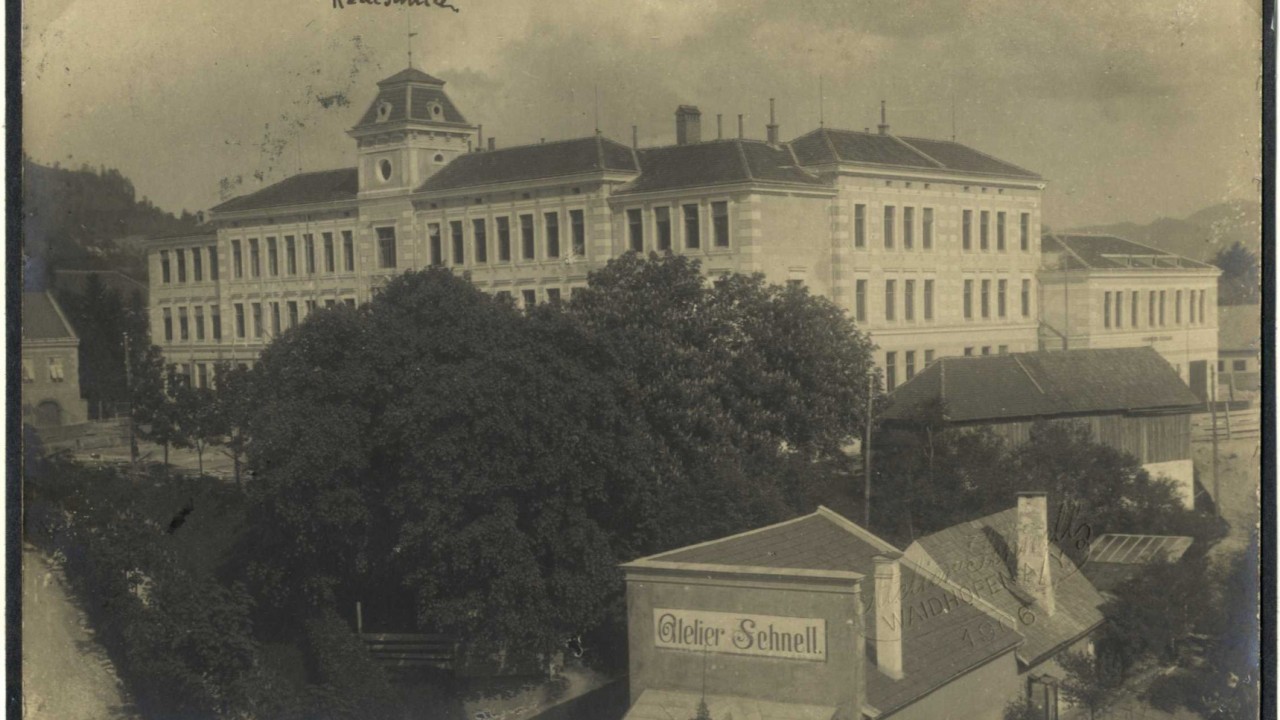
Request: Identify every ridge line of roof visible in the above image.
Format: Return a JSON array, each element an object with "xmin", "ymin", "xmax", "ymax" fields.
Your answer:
[
  {"xmin": 629, "ymin": 510, "xmax": 824, "ymax": 564},
  {"xmin": 1011, "ymin": 354, "xmax": 1046, "ymax": 395},
  {"xmin": 820, "ymin": 127, "xmax": 840, "ymax": 162},
  {"xmin": 1043, "ymin": 233, "xmax": 1091, "ymax": 269},
  {"xmin": 887, "ymin": 134, "xmax": 946, "ymax": 169},
  {"xmin": 734, "ymin": 140, "xmax": 754, "ymax": 181},
  {"xmin": 40, "ymin": 290, "xmax": 79, "ymax": 342}
]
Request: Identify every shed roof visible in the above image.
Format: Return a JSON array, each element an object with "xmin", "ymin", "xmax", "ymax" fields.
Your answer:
[
  {"xmin": 884, "ymin": 347, "xmax": 1203, "ymax": 424},
  {"xmin": 1043, "ymin": 234, "xmax": 1214, "ymax": 271},
  {"xmin": 790, "ymin": 128, "xmax": 1040, "ymax": 179},
  {"xmin": 628, "ymin": 508, "xmax": 1022, "ymax": 717},
  {"xmin": 1082, "ymin": 534, "xmax": 1194, "ymax": 593},
  {"xmin": 23, "ymin": 292, "xmax": 77, "ymax": 342}
]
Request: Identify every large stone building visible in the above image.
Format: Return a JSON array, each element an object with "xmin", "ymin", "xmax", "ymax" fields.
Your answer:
[{"xmin": 149, "ymin": 67, "xmax": 1046, "ymax": 388}]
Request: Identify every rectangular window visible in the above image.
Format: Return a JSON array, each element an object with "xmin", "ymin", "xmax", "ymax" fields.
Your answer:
[
  {"xmin": 883, "ymin": 206, "xmax": 895, "ymax": 249},
  {"xmin": 712, "ymin": 201, "xmax": 730, "ymax": 248},
  {"xmin": 21, "ymin": 359, "xmax": 33, "ymax": 383},
  {"xmin": 1132, "ymin": 290, "xmax": 1139, "ymax": 327},
  {"xmin": 885, "ymin": 352, "xmax": 897, "ymax": 390},
  {"xmin": 209, "ymin": 246, "xmax": 219, "ymax": 281},
  {"xmin": 211, "ymin": 306, "xmax": 221, "ymax": 341},
  {"xmin": 885, "ymin": 280, "xmax": 896, "ymax": 321},
  {"xmin": 234, "ymin": 304, "xmax": 245, "ymax": 338},
  {"xmin": 48, "ymin": 357, "xmax": 65, "ymax": 382},
  {"xmin": 905, "ymin": 350, "xmax": 916, "ymax": 381},
  {"xmin": 163, "ymin": 307, "xmax": 173, "ymax": 341},
  {"xmin": 1175, "ymin": 289, "xmax": 1182, "ymax": 324},
  {"xmin": 854, "ymin": 204, "xmax": 866, "ymax": 248},
  {"xmin": 998, "ymin": 345, "xmax": 1008, "ymax": 355},
  {"xmin": 1104, "ymin": 292, "xmax": 1112, "ymax": 328},
  {"xmin": 325, "ymin": 299, "xmax": 336, "ymax": 309},
  {"xmin": 450, "ymin": 221, "xmax": 465, "ymax": 265},
  {"xmin": 924, "ymin": 279, "xmax": 934, "ymax": 320},
  {"xmin": 496, "ymin": 290, "xmax": 512, "ymax": 303},
  {"xmin": 271, "ymin": 302, "xmax": 281, "ymax": 335},
  {"xmin": 304, "ymin": 234, "xmax": 316, "ymax": 274},
  {"xmin": 1198, "ymin": 290, "xmax": 1206, "ymax": 325},
  {"xmin": 288, "ymin": 301, "xmax": 299, "ymax": 329},
  {"xmin": 683, "ymin": 204, "xmax": 701, "ymax": 250},
  {"xmin": 981, "ymin": 279, "xmax": 991, "ymax": 318},
  {"xmin": 627, "ymin": 209, "xmax": 644, "ymax": 252},
  {"xmin": 323, "ymin": 233, "xmax": 335, "ymax": 272},
  {"xmin": 378, "ymin": 227, "xmax": 398, "ymax": 269},
  {"xmin": 922, "ymin": 208, "xmax": 934, "ymax": 250},
  {"xmin": 285, "ymin": 236, "xmax": 297, "ymax": 275},
  {"xmin": 251, "ymin": 303, "xmax": 263, "ymax": 338},
  {"xmin": 998, "ymin": 279, "xmax": 1007, "ymax": 318},
  {"xmin": 176, "ymin": 249, "xmax": 187, "ymax": 283},
  {"xmin": 924, "ymin": 349, "xmax": 935, "ymax": 365},
  {"xmin": 161, "ymin": 251, "xmax": 171, "ymax": 283},
  {"xmin": 545, "ymin": 212, "xmax": 560, "ymax": 258},
  {"xmin": 305, "ymin": 300, "xmax": 316, "ymax": 316},
  {"xmin": 267, "ymin": 238, "xmax": 279, "ymax": 276},
  {"xmin": 964, "ymin": 279, "xmax": 974, "ymax": 319},
  {"xmin": 982, "ymin": 346, "xmax": 991, "ymax": 356},
  {"xmin": 193, "ymin": 248, "xmax": 203, "ymax": 281},
  {"xmin": 964, "ymin": 347, "xmax": 974, "ymax": 356},
  {"xmin": 1233, "ymin": 359, "xmax": 1247, "ymax": 372},
  {"xmin": 855, "ymin": 279, "xmax": 867, "ymax": 323},
  {"xmin": 904, "ymin": 279, "xmax": 915, "ymax": 321},
  {"xmin": 546, "ymin": 288, "xmax": 562, "ymax": 303},
  {"xmin": 197, "ymin": 363, "xmax": 208, "ymax": 389},
  {"xmin": 962, "ymin": 210, "xmax": 973, "ymax": 250},
  {"xmin": 521, "ymin": 214, "xmax": 536, "ymax": 259},
  {"xmin": 496, "ymin": 217, "xmax": 511, "ymax": 262},
  {"xmin": 1020, "ymin": 213, "xmax": 1030, "ymax": 251},
  {"xmin": 343, "ymin": 231, "xmax": 355, "ymax": 272},
  {"xmin": 522, "ymin": 289, "xmax": 537, "ymax": 307},
  {"xmin": 655, "ymin": 207, "xmax": 672, "ymax": 251},
  {"xmin": 1149, "ymin": 291, "xmax": 1157, "ymax": 326},
  {"xmin": 344, "ymin": 298, "xmax": 356, "ymax": 308},
  {"xmin": 570, "ymin": 209, "xmax": 586, "ymax": 256},
  {"xmin": 1116, "ymin": 290, "xmax": 1124, "ymax": 328},
  {"xmin": 473, "ymin": 219, "xmax": 488, "ymax": 264},
  {"xmin": 903, "ymin": 207, "xmax": 914, "ymax": 250},
  {"xmin": 194, "ymin": 306, "xmax": 205, "ymax": 341},
  {"xmin": 232, "ymin": 241, "xmax": 243, "ymax": 279},
  {"xmin": 996, "ymin": 212, "xmax": 1006, "ymax": 251},
  {"xmin": 179, "ymin": 306, "xmax": 189, "ymax": 341},
  {"xmin": 250, "ymin": 239, "xmax": 261, "ymax": 277},
  {"xmin": 1159, "ymin": 290, "xmax": 1166, "ymax": 326},
  {"xmin": 980, "ymin": 211, "xmax": 990, "ymax": 251},
  {"xmin": 1022, "ymin": 279, "xmax": 1032, "ymax": 318},
  {"xmin": 428, "ymin": 224, "xmax": 443, "ymax": 266}
]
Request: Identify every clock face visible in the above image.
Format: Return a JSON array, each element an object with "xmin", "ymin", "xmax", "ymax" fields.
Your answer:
[{"xmin": 378, "ymin": 158, "xmax": 393, "ymax": 182}]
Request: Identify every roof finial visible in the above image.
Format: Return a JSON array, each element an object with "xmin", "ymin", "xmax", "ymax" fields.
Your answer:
[
  {"xmin": 819, "ymin": 75, "xmax": 825, "ymax": 127},
  {"xmin": 406, "ymin": 7, "xmax": 418, "ymax": 69}
]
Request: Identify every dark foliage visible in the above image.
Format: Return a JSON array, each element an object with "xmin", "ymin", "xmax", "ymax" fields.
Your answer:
[{"xmin": 1213, "ymin": 241, "xmax": 1260, "ymax": 305}]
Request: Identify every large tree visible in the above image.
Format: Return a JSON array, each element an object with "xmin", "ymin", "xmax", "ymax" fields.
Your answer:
[{"xmin": 1214, "ymin": 241, "xmax": 1260, "ymax": 305}]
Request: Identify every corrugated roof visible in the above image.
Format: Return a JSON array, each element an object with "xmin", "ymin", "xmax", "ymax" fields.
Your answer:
[
  {"xmin": 790, "ymin": 128, "xmax": 1041, "ymax": 179},
  {"xmin": 908, "ymin": 507, "xmax": 1106, "ymax": 668},
  {"xmin": 634, "ymin": 508, "xmax": 1021, "ymax": 717},
  {"xmin": 1218, "ymin": 305, "xmax": 1261, "ymax": 352},
  {"xmin": 417, "ymin": 136, "xmax": 638, "ymax": 193},
  {"xmin": 885, "ymin": 347, "xmax": 1203, "ymax": 423},
  {"xmin": 210, "ymin": 168, "xmax": 358, "ymax": 214},
  {"xmin": 616, "ymin": 139, "xmax": 826, "ymax": 195},
  {"xmin": 1043, "ymin": 234, "xmax": 1214, "ymax": 271},
  {"xmin": 23, "ymin": 292, "xmax": 77, "ymax": 341}
]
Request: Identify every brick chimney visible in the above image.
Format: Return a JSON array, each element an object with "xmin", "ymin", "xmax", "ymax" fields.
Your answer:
[
  {"xmin": 766, "ymin": 98, "xmax": 780, "ymax": 144},
  {"xmin": 877, "ymin": 100, "xmax": 890, "ymax": 135},
  {"xmin": 1016, "ymin": 492, "xmax": 1055, "ymax": 616},
  {"xmin": 675, "ymin": 105, "xmax": 701, "ymax": 145},
  {"xmin": 872, "ymin": 554, "xmax": 905, "ymax": 680}
]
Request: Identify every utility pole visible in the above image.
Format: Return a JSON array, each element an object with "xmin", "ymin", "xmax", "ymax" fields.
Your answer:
[
  {"xmin": 864, "ymin": 373, "xmax": 874, "ymax": 528},
  {"xmin": 1209, "ymin": 367, "xmax": 1221, "ymax": 516},
  {"xmin": 123, "ymin": 330, "xmax": 137, "ymax": 464}
]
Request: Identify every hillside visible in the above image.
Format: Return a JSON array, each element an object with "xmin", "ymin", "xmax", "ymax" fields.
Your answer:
[
  {"xmin": 22, "ymin": 156, "xmax": 199, "ymax": 288},
  {"xmin": 1070, "ymin": 200, "xmax": 1261, "ymax": 263}
]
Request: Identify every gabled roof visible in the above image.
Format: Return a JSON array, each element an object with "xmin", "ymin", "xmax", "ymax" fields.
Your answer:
[
  {"xmin": 23, "ymin": 292, "xmax": 77, "ymax": 342},
  {"xmin": 1043, "ymin": 233, "xmax": 1215, "ymax": 271},
  {"xmin": 210, "ymin": 168, "xmax": 358, "ymax": 214},
  {"xmin": 629, "ymin": 508, "xmax": 1022, "ymax": 718},
  {"xmin": 615, "ymin": 139, "xmax": 828, "ymax": 195},
  {"xmin": 908, "ymin": 507, "xmax": 1106, "ymax": 668},
  {"xmin": 1082, "ymin": 534, "xmax": 1193, "ymax": 592},
  {"xmin": 790, "ymin": 128, "xmax": 1041, "ymax": 180},
  {"xmin": 884, "ymin": 347, "xmax": 1203, "ymax": 424},
  {"xmin": 354, "ymin": 68, "xmax": 469, "ymax": 128},
  {"xmin": 417, "ymin": 136, "xmax": 638, "ymax": 193},
  {"xmin": 1218, "ymin": 305, "xmax": 1261, "ymax": 352}
]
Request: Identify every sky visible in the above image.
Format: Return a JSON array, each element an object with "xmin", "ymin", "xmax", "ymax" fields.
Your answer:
[{"xmin": 23, "ymin": 0, "xmax": 1263, "ymax": 229}]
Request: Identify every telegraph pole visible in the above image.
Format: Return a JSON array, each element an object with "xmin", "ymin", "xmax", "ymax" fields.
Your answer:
[
  {"xmin": 1209, "ymin": 367, "xmax": 1221, "ymax": 517},
  {"xmin": 123, "ymin": 331, "xmax": 137, "ymax": 464},
  {"xmin": 864, "ymin": 373, "xmax": 874, "ymax": 528}
]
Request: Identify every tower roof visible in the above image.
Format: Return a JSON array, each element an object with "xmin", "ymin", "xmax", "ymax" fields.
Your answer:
[
  {"xmin": 377, "ymin": 67, "xmax": 446, "ymax": 87},
  {"xmin": 353, "ymin": 68, "xmax": 471, "ymax": 131}
]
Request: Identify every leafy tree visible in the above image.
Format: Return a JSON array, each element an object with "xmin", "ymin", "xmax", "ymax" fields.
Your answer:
[
  {"xmin": 1058, "ymin": 651, "xmax": 1121, "ymax": 720},
  {"xmin": 1098, "ymin": 550, "xmax": 1215, "ymax": 670},
  {"xmin": 1002, "ymin": 697, "xmax": 1043, "ymax": 720},
  {"xmin": 131, "ymin": 345, "xmax": 180, "ymax": 465},
  {"xmin": 212, "ymin": 362, "xmax": 256, "ymax": 486},
  {"xmin": 1214, "ymin": 241, "xmax": 1260, "ymax": 305},
  {"xmin": 168, "ymin": 373, "xmax": 223, "ymax": 476}
]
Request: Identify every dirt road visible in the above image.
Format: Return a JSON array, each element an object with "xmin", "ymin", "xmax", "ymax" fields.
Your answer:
[{"xmin": 22, "ymin": 547, "xmax": 136, "ymax": 720}]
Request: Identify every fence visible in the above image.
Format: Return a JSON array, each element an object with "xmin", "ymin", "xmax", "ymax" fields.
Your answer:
[
  {"xmin": 358, "ymin": 632, "xmax": 457, "ymax": 673},
  {"xmin": 1191, "ymin": 409, "xmax": 1260, "ymax": 442}
]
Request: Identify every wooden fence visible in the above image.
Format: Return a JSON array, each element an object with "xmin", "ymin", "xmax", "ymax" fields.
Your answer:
[
  {"xmin": 1191, "ymin": 409, "xmax": 1260, "ymax": 442},
  {"xmin": 359, "ymin": 632, "xmax": 457, "ymax": 672}
]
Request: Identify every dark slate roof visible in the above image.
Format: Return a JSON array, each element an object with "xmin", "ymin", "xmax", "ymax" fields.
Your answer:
[
  {"xmin": 354, "ymin": 68, "xmax": 468, "ymax": 128},
  {"xmin": 616, "ymin": 139, "xmax": 827, "ymax": 195},
  {"xmin": 23, "ymin": 292, "xmax": 77, "ymax": 341},
  {"xmin": 636, "ymin": 508, "xmax": 1021, "ymax": 717},
  {"xmin": 1218, "ymin": 305, "xmax": 1261, "ymax": 352},
  {"xmin": 417, "ymin": 136, "xmax": 638, "ymax": 193},
  {"xmin": 210, "ymin": 168, "xmax": 358, "ymax": 214},
  {"xmin": 1043, "ymin": 234, "xmax": 1214, "ymax": 271},
  {"xmin": 909, "ymin": 507, "xmax": 1106, "ymax": 668},
  {"xmin": 884, "ymin": 347, "xmax": 1203, "ymax": 423},
  {"xmin": 377, "ymin": 68, "xmax": 445, "ymax": 86},
  {"xmin": 1082, "ymin": 534, "xmax": 1194, "ymax": 593},
  {"xmin": 790, "ymin": 128, "xmax": 1041, "ymax": 179}
]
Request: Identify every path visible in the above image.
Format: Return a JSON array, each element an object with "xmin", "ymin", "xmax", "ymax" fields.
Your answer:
[{"xmin": 22, "ymin": 547, "xmax": 136, "ymax": 720}]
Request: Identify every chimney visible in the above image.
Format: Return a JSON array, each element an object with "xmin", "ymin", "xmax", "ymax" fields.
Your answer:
[
  {"xmin": 738, "ymin": 114, "xmax": 744, "ymax": 139},
  {"xmin": 872, "ymin": 554, "xmax": 904, "ymax": 680},
  {"xmin": 717, "ymin": 114, "xmax": 723, "ymax": 140},
  {"xmin": 766, "ymin": 98, "xmax": 780, "ymax": 144},
  {"xmin": 1016, "ymin": 492, "xmax": 1055, "ymax": 616},
  {"xmin": 487, "ymin": 137, "xmax": 496, "ymax": 151},
  {"xmin": 877, "ymin": 100, "xmax": 890, "ymax": 135},
  {"xmin": 675, "ymin": 105, "xmax": 702, "ymax": 145}
]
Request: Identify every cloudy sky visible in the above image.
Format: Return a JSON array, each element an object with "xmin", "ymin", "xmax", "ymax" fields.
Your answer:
[{"xmin": 24, "ymin": 0, "xmax": 1262, "ymax": 228}]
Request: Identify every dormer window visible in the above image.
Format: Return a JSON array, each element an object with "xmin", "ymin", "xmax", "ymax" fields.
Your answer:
[
  {"xmin": 427, "ymin": 101, "xmax": 443, "ymax": 118},
  {"xmin": 376, "ymin": 101, "xmax": 393, "ymax": 122}
]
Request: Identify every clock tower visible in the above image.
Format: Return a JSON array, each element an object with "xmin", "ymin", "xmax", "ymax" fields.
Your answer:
[{"xmin": 348, "ymin": 68, "xmax": 478, "ymax": 198}]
